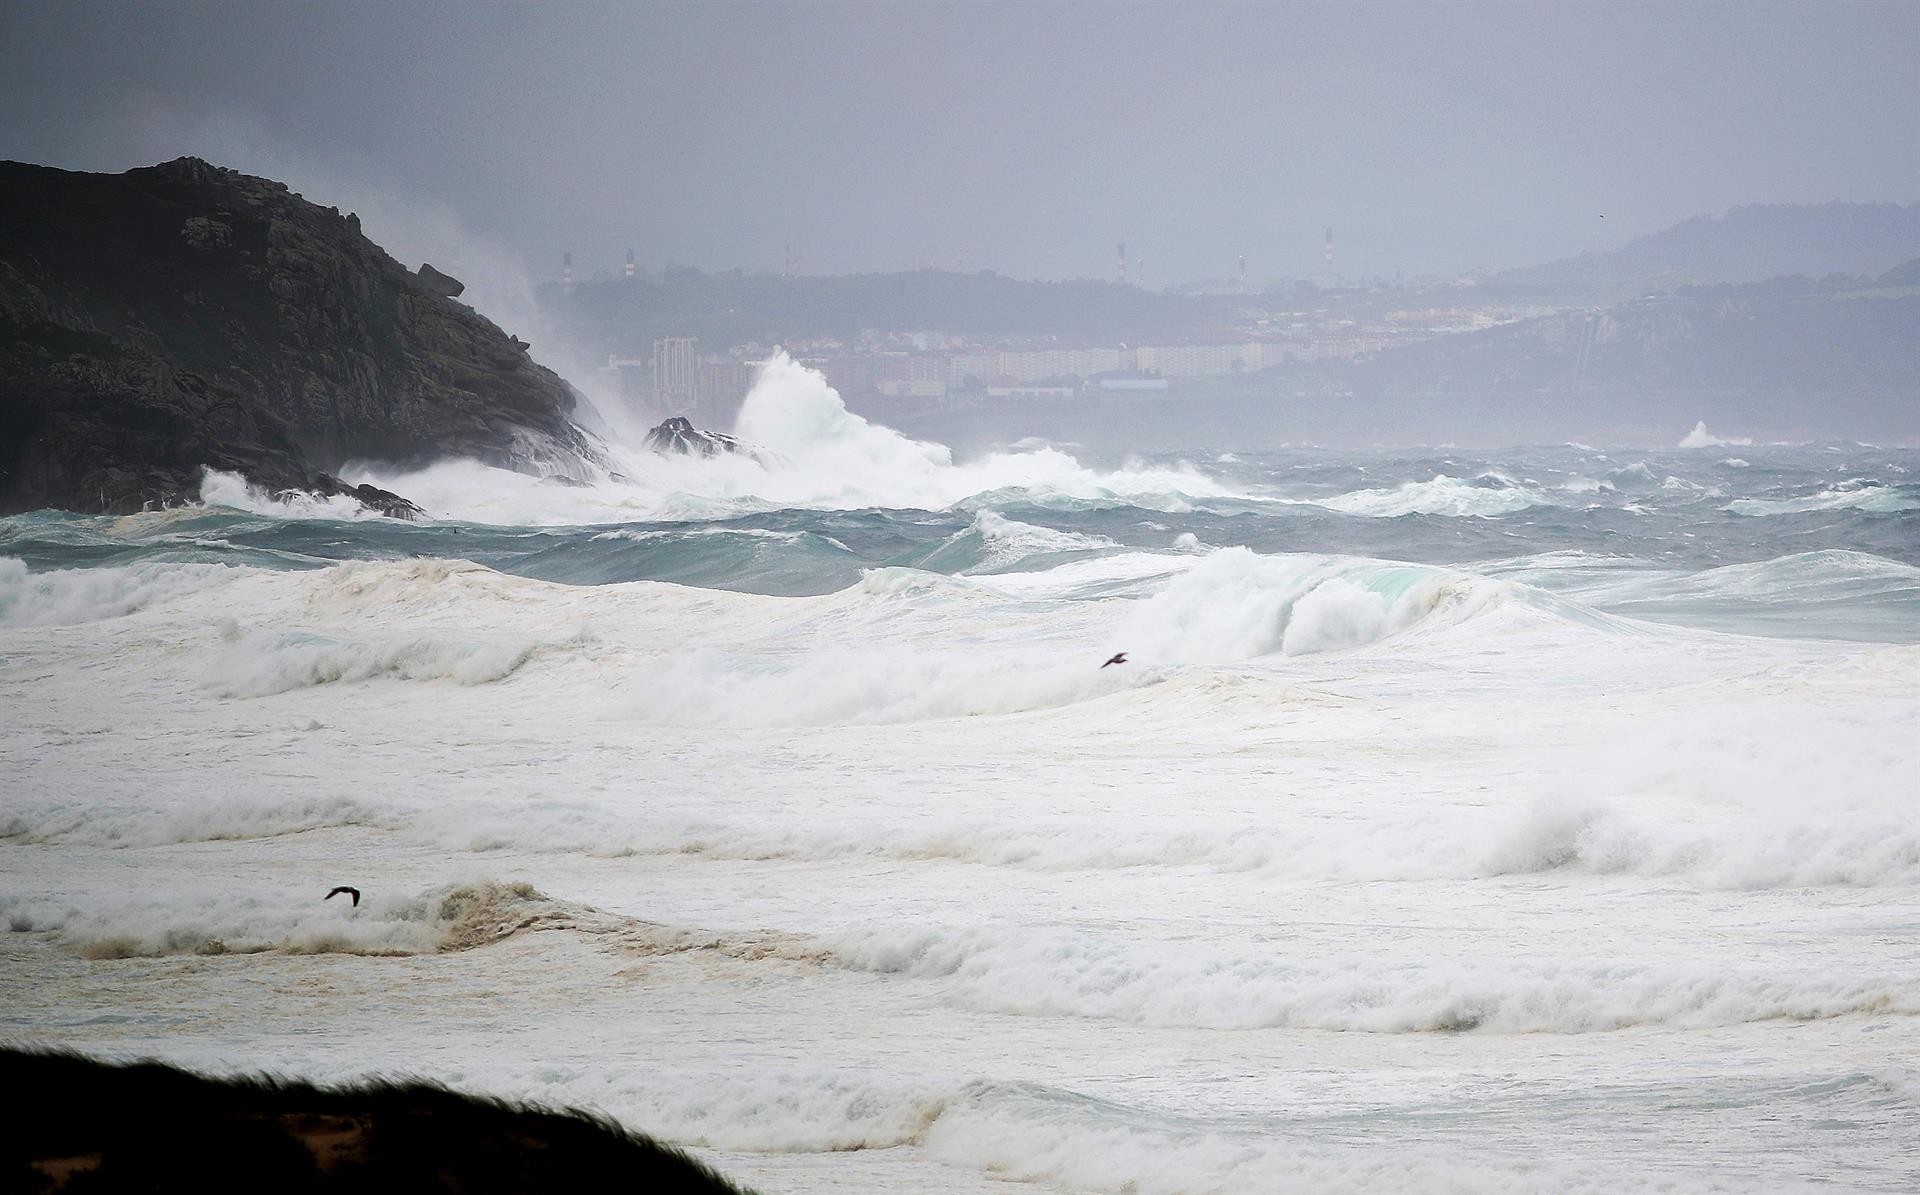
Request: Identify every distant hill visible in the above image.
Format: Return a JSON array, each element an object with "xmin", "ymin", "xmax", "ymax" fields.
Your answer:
[
  {"xmin": 544, "ymin": 268, "xmax": 1234, "ymax": 353},
  {"xmin": 1298, "ymin": 271, "xmax": 1920, "ymax": 442},
  {"xmin": 1877, "ymin": 257, "xmax": 1920, "ymax": 287},
  {"xmin": 1492, "ymin": 202, "xmax": 1920, "ymax": 302}
]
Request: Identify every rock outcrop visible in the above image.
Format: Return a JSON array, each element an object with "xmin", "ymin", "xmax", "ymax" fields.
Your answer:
[
  {"xmin": 413, "ymin": 262, "xmax": 465, "ymax": 298},
  {"xmin": 0, "ymin": 157, "xmax": 603, "ymax": 515},
  {"xmin": 290, "ymin": 473, "xmax": 424, "ymax": 519},
  {"xmin": 643, "ymin": 415, "xmax": 752, "ymax": 459}
]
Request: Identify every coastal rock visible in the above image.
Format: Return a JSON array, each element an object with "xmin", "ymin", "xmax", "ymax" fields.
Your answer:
[
  {"xmin": 178, "ymin": 216, "xmax": 232, "ymax": 249},
  {"xmin": 0, "ymin": 157, "xmax": 604, "ymax": 515},
  {"xmin": 288, "ymin": 472, "xmax": 423, "ymax": 520},
  {"xmin": 414, "ymin": 261, "xmax": 465, "ymax": 298},
  {"xmin": 643, "ymin": 415, "xmax": 751, "ymax": 458}
]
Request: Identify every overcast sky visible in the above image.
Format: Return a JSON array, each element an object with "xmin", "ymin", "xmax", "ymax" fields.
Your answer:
[{"xmin": 3, "ymin": 0, "xmax": 1915, "ymax": 286}]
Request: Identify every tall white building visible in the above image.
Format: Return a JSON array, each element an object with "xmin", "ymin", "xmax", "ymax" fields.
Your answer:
[{"xmin": 651, "ymin": 336, "xmax": 698, "ymax": 413}]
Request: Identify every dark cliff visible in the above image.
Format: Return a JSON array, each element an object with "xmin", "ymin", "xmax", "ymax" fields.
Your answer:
[{"xmin": 0, "ymin": 157, "xmax": 601, "ymax": 514}]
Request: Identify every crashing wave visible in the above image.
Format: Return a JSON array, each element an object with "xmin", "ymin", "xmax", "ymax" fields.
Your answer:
[
  {"xmin": 825, "ymin": 923, "xmax": 1914, "ymax": 1033},
  {"xmin": 1679, "ymin": 420, "xmax": 1753, "ymax": 448},
  {"xmin": 234, "ymin": 353, "xmax": 1233, "ymax": 525},
  {"xmin": 1724, "ymin": 483, "xmax": 1918, "ymax": 516},
  {"xmin": 1307, "ymin": 474, "xmax": 1550, "ymax": 518},
  {"xmin": 5, "ymin": 880, "xmax": 551, "ymax": 959},
  {"xmin": 0, "ymin": 556, "xmax": 241, "ymax": 627},
  {"xmin": 204, "ymin": 627, "xmax": 560, "ymax": 697}
]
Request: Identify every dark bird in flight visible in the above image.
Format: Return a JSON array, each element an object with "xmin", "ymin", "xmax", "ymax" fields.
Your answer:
[
  {"xmin": 1101, "ymin": 652, "xmax": 1128, "ymax": 668},
  {"xmin": 325, "ymin": 886, "xmax": 361, "ymax": 907}
]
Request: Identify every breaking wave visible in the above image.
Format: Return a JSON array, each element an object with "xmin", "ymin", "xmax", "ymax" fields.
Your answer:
[
  {"xmin": 827, "ymin": 925, "xmax": 1914, "ymax": 1033},
  {"xmin": 898, "ymin": 509, "xmax": 1122, "ymax": 575},
  {"xmin": 1119, "ymin": 547, "xmax": 1498, "ymax": 663},
  {"xmin": 204, "ymin": 626, "xmax": 562, "ymax": 697},
  {"xmin": 1679, "ymin": 420, "xmax": 1754, "ymax": 449},
  {"xmin": 0, "ymin": 794, "xmax": 388, "ymax": 849},
  {"xmin": 612, "ymin": 549, "xmax": 1514, "ymax": 726},
  {"xmin": 428, "ymin": 795, "xmax": 1920, "ymax": 892},
  {"xmin": 1724, "ymin": 482, "xmax": 1918, "ymax": 516},
  {"xmin": 200, "ymin": 469, "xmax": 395, "ymax": 520},
  {"xmin": 5, "ymin": 881, "xmax": 550, "ymax": 959},
  {"xmin": 1306, "ymin": 473, "xmax": 1551, "ymax": 517},
  {"xmin": 0, "ymin": 556, "xmax": 240, "ymax": 627},
  {"xmin": 333, "ymin": 352, "xmax": 1229, "ymax": 524}
]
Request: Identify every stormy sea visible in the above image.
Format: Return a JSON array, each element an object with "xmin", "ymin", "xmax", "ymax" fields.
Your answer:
[{"xmin": 4, "ymin": 355, "xmax": 1917, "ymax": 1193}]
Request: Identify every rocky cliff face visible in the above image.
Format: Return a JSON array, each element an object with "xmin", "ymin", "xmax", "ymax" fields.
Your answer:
[{"xmin": 0, "ymin": 157, "xmax": 602, "ymax": 514}]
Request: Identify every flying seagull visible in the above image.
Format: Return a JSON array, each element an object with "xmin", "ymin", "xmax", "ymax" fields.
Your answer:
[
  {"xmin": 325, "ymin": 886, "xmax": 361, "ymax": 907},
  {"xmin": 1101, "ymin": 652, "xmax": 1128, "ymax": 668}
]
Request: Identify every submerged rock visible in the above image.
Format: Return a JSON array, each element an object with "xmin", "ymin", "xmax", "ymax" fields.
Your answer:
[
  {"xmin": 0, "ymin": 156, "xmax": 604, "ymax": 515},
  {"xmin": 643, "ymin": 415, "xmax": 752, "ymax": 459}
]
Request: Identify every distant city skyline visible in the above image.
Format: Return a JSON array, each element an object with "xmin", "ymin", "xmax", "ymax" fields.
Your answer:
[{"xmin": 3, "ymin": 0, "xmax": 1916, "ymax": 286}]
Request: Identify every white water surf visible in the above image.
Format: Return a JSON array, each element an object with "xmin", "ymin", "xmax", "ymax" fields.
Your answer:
[{"xmin": 5, "ymin": 358, "xmax": 1918, "ymax": 1193}]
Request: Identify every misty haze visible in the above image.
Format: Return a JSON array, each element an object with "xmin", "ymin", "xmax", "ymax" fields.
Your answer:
[{"xmin": 1, "ymin": 2, "xmax": 1916, "ymax": 1193}]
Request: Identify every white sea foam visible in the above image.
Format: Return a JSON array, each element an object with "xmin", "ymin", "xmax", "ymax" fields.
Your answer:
[
  {"xmin": 1308, "ymin": 474, "xmax": 1550, "ymax": 517},
  {"xmin": 595, "ymin": 1071, "xmax": 1763, "ymax": 1193},
  {"xmin": 9, "ymin": 439, "xmax": 1920, "ymax": 1195},
  {"xmin": 922, "ymin": 1077, "xmax": 1887, "ymax": 1195},
  {"xmin": 614, "ymin": 641, "xmax": 1133, "ymax": 727},
  {"xmin": 5, "ymin": 880, "xmax": 545, "ymax": 959},
  {"xmin": 0, "ymin": 557, "xmax": 241, "ymax": 627},
  {"xmin": 0, "ymin": 794, "xmax": 386, "ymax": 849},
  {"xmin": 1477, "ymin": 798, "xmax": 1920, "ymax": 889},
  {"xmin": 205, "ymin": 627, "xmax": 555, "ymax": 697},
  {"xmin": 1724, "ymin": 484, "xmax": 1918, "ymax": 515},
  {"xmin": 960, "ymin": 510, "xmax": 1118, "ymax": 572},
  {"xmin": 417, "ymin": 792, "xmax": 1920, "ymax": 891},
  {"xmin": 1561, "ymin": 549, "xmax": 1920, "ymax": 607},
  {"xmin": 829, "ymin": 924, "xmax": 1914, "ymax": 1033},
  {"xmin": 591, "ymin": 526, "xmax": 808, "ymax": 543},
  {"xmin": 1120, "ymin": 547, "xmax": 1492, "ymax": 663},
  {"xmin": 605, "ymin": 549, "xmax": 1509, "ymax": 726}
]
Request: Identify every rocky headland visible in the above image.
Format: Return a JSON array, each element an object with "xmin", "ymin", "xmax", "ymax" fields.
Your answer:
[{"xmin": 0, "ymin": 157, "xmax": 603, "ymax": 516}]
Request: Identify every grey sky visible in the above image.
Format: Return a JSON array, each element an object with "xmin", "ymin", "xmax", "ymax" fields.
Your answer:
[{"xmin": 3, "ymin": 0, "xmax": 1915, "ymax": 286}]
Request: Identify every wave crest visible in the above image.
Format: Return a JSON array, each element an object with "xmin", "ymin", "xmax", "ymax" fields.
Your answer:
[
  {"xmin": 1307, "ymin": 474, "xmax": 1550, "ymax": 518},
  {"xmin": 0, "ymin": 557, "xmax": 240, "ymax": 627}
]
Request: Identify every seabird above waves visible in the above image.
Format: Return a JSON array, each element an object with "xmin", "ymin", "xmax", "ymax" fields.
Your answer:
[
  {"xmin": 325, "ymin": 886, "xmax": 361, "ymax": 907},
  {"xmin": 1101, "ymin": 652, "xmax": 1128, "ymax": 668}
]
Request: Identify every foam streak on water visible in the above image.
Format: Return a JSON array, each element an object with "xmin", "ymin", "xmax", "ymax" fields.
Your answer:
[{"xmin": 3, "ymin": 359, "xmax": 1917, "ymax": 1193}]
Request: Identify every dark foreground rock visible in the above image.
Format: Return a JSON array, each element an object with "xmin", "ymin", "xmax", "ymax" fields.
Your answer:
[
  {"xmin": 2, "ymin": 1047, "xmax": 749, "ymax": 1194},
  {"xmin": 0, "ymin": 157, "xmax": 602, "ymax": 515},
  {"xmin": 643, "ymin": 416, "xmax": 752, "ymax": 459}
]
